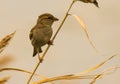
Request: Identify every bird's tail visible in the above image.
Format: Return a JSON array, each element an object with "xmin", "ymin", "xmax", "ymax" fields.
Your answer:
[
  {"xmin": 93, "ymin": 0, "xmax": 99, "ymax": 7},
  {"xmin": 33, "ymin": 47, "xmax": 42, "ymax": 57}
]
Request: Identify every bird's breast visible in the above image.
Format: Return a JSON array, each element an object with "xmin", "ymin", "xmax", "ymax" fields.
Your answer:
[{"xmin": 32, "ymin": 27, "xmax": 53, "ymax": 46}]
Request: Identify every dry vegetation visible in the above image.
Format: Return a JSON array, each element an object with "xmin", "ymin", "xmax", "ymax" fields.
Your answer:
[
  {"xmin": 0, "ymin": 76, "xmax": 10, "ymax": 84},
  {"xmin": 0, "ymin": 0, "xmax": 119, "ymax": 84}
]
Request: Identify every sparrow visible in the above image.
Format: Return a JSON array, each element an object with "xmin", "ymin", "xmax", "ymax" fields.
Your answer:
[
  {"xmin": 29, "ymin": 13, "xmax": 59, "ymax": 57},
  {"xmin": 77, "ymin": 0, "xmax": 99, "ymax": 7}
]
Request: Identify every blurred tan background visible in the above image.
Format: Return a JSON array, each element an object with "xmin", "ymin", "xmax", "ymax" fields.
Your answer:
[{"xmin": 0, "ymin": 0, "xmax": 120, "ymax": 84}]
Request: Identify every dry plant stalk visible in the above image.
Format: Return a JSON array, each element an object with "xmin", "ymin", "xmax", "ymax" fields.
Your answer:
[
  {"xmin": 34, "ymin": 68, "xmax": 119, "ymax": 84},
  {"xmin": 90, "ymin": 74, "xmax": 103, "ymax": 84},
  {"xmin": 33, "ymin": 55, "xmax": 118, "ymax": 84},
  {"xmin": 0, "ymin": 76, "xmax": 10, "ymax": 84},
  {"xmin": 0, "ymin": 31, "xmax": 16, "ymax": 53},
  {"xmin": 0, "ymin": 68, "xmax": 46, "ymax": 79},
  {"xmin": 0, "ymin": 0, "xmax": 119, "ymax": 84},
  {"xmin": 33, "ymin": 74, "xmax": 96, "ymax": 84},
  {"xmin": 71, "ymin": 14, "xmax": 100, "ymax": 54},
  {"xmin": 27, "ymin": 0, "xmax": 76, "ymax": 84},
  {"xmin": 76, "ymin": 54, "xmax": 117, "ymax": 75},
  {"xmin": 27, "ymin": 0, "xmax": 115, "ymax": 83},
  {"xmin": 0, "ymin": 68, "xmax": 54, "ymax": 84},
  {"xmin": 90, "ymin": 66, "xmax": 120, "ymax": 84},
  {"xmin": 34, "ymin": 66, "xmax": 119, "ymax": 84}
]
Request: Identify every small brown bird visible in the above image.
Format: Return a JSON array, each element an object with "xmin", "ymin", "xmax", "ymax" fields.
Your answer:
[
  {"xmin": 77, "ymin": 0, "xmax": 99, "ymax": 7},
  {"xmin": 29, "ymin": 13, "xmax": 58, "ymax": 57}
]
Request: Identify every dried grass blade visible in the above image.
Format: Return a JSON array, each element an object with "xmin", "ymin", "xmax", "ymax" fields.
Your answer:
[
  {"xmin": 90, "ymin": 66, "xmax": 120, "ymax": 84},
  {"xmin": 77, "ymin": 54, "xmax": 117, "ymax": 75},
  {"xmin": 33, "ymin": 66, "xmax": 119, "ymax": 84},
  {"xmin": 101, "ymin": 66, "xmax": 120, "ymax": 76},
  {"xmin": 0, "ymin": 76, "xmax": 10, "ymax": 84},
  {"xmin": 90, "ymin": 74, "xmax": 103, "ymax": 84},
  {"xmin": 0, "ymin": 68, "xmax": 46, "ymax": 79},
  {"xmin": 0, "ymin": 67, "xmax": 54, "ymax": 84},
  {"xmin": 0, "ymin": 31, "xmax": 16, "ymax": 53},
  {"xmin": 71, "ymin": 14, "xmax": 100, "ymax": 54},
  {"xmin": 33, "ymin": 74, "xmax": 96, "ymax": 84}
]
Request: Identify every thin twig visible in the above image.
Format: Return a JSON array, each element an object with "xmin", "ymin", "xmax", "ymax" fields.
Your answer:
[
  {"xmin": 0, "ymin": 68, "xmax": 43, "ymax": 78},
  {"xmin": 33, "ymin": 74, "xmax": 96, "ymax": 84},
  {"xmin": 0, "ymin": 68, "xmax": 54, "ymax": 84},
  {"xmin": 41, "ymin": 0, "xmax": 75, "ymax": 61},
  {"xmin": 0, "ymin": 76, "xmax": 10, "ymax": 84},
  {"xmin": 26, "ymin": 0, "xmax": 75, "ymax": 84},
  {"xmin": 34, "ymin": 66, "xmax": 120, "ymax": 84}
]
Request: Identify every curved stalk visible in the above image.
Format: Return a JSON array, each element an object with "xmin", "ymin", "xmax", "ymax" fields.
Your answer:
[{"xmin": 27, "ymin": 0, "xmax": 76, "ymax": 84}]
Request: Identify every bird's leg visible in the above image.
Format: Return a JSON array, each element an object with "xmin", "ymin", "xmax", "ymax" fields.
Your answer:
[
  {"xmin": 48, "ymin": 40, "xmax": 53, "ymax": 45},
  {"xmin": 37, "ymin": 48, "xmax": 43, "ymax": 62}
]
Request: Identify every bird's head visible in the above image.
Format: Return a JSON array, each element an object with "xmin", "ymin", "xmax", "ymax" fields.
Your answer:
[{"xmin": 37, "ymin": 13, "xmax": 59, "ymax": 26}]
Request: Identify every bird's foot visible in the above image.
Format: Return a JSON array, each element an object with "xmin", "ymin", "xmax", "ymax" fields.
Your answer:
[
  {"xmin": 48, "ymin": 40, "xmax": 53, "ymax": 45},
  {"xmin": 38, "ymin": 56, "xmax": 43, "ymax": 63},
  {"xmin": 40, "ymin": 58, "xmax": 43, "ymax": 63}
]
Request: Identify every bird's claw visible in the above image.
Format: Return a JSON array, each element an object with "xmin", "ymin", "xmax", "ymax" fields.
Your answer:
[
  {"xmin": 48, "ymin": 40, "xmax": 53, "ymax": 45},
  {"xmin": 38, "ymin": 56, "xmax": 43, "ymax": 63},
  {"xmin": 40, "ymin": 58, "xmax": 43, "ymax": 63}
]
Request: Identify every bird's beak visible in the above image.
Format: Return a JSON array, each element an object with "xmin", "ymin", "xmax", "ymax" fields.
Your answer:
[{"xmin": 53, "ymin": 17, "xmax": 59, "ymax": 21}]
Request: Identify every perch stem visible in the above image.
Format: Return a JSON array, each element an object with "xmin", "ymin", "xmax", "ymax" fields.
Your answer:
[{"xmin": 26, "ymin": 0, "xmax": 75, "ymax": 84}]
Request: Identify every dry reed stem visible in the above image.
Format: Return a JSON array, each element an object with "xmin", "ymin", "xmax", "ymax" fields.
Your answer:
[
  {"xmin": 0, "ymin": 31, "xmax": 16, "ymax": 53},
  {"xmin": 90, "ymin": 74, "xmax": 103, "ymax": 84},
  {"xmin": 76, "ymin": 54, "xmax": 117, "ymax": 75},
  {"xmin": 26, "ymin": 0, "xmax": 76, "ymax": 84},
  {"xmin": 0, "ymin": 68, "xmax": 54, "ymax": 84},
  {"xmin": 34, "ymin": 66, "xmax": 120, "ymax": 84},
  {"xmin": 33, "ymin": 74, "xmax": 96, "ymax": 84},
  {"xmin": 90, "ymin": 66, "xmax": 120, "ymax": 84},
  {"xmin": 0, "ymin": 76, "xmax": 10, "ymax": 84},
  {"xmin": 0, "ymin": 68, "xmax": 46, "ymax": 79},
  {"xmin": 71, "ymin": 14, "xmax": 101, "ymax": 55},
  {"xmin": 34, "ymin": 55, "xmax": 119, "ymax": 84},
  {"xmin": 27, "ymin": 66, "xmax": 118, "ymax": 84}
]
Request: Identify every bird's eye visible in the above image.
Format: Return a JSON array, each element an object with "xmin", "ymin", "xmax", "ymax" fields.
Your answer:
[{"xmin": 48, "ymin": 17, "xmax": 53, "ymax": 19}]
